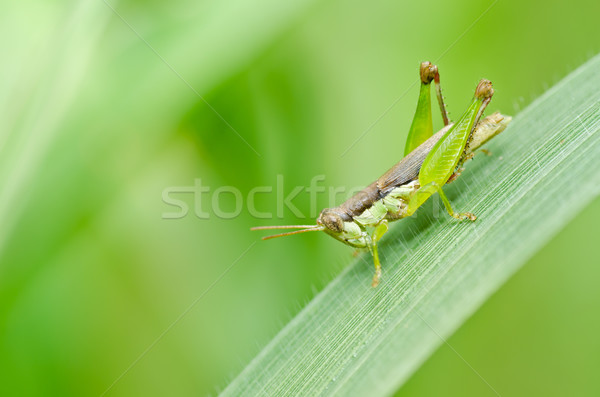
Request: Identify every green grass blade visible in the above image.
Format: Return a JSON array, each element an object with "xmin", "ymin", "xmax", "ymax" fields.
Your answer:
[{"xmin": 221, "ymin": 55, "xmax": 600, "ymax": 396}]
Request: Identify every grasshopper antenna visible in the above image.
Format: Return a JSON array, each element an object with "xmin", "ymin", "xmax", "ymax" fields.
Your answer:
[
  {"xmin": 251, "ymin": 225, "xmax": 319, "ymax": 230},
  {"xmin": 250, "ymin": 225, "xmax": 324, "ymax": 240}
]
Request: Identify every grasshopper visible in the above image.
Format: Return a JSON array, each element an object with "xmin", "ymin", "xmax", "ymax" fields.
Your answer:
[{"xmin": 252, "ymin": 62, "xmax": 511, "ymax": 287}]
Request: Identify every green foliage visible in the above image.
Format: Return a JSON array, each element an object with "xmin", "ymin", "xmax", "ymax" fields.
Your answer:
[{"xmin": 221, "ymin": 55, "xmax": 600, "ymax": 396}]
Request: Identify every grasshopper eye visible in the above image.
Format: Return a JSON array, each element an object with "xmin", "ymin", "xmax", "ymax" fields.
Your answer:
[{"xmin": 317, "ymin": 209, "xmax": 344, "ymax": 233}]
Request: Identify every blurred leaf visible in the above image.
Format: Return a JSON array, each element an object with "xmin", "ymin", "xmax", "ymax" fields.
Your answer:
[{"xmin": 221, "ymin": 55, "xmax": 600, "ymax": 396}]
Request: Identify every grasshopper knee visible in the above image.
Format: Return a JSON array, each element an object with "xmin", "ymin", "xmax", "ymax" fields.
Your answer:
[
  {"xmin": 475, "ymin": 79, "xmax": 494, "ymax": 99},
  {"xmin": 420, "ymin": 61, "xmax": 438, "ymax": 84}
]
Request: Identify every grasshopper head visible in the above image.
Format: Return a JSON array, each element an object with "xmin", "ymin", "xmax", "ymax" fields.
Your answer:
[
  {"xmin": 316, "ymin": 208, "xmax": 345, "ymax": 233},
  {"xmin": 251, "ymin": 209, "xmax": 349, "ymax": 241}
]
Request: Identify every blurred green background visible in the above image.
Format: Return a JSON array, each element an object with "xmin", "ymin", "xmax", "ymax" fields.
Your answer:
[{"xmin": 1, "ymin": 0, "xmax": 599, "ymax": 395}]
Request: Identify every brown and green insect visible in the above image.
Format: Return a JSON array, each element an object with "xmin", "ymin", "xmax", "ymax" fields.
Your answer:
[{"xmin": 252, "ymin": 62, "xmax": 511, "ymax": 287}]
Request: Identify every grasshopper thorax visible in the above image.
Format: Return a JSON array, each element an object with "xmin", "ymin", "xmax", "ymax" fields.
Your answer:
[{"xmin": 317, "ymin": 208, "xmax": 346, "ymax": 233}]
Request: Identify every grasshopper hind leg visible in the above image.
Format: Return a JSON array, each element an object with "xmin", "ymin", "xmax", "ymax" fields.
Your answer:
[
  {"xmin": 432, "ymin": 64, "xmax": 450, "ymax": 126},
  {"xmin": 404, "ymin": 62, "xmax": 451, "ymax": 156},
  {"xmin": 420, "ymin": 62, "xmax": 450, "ymax": 127}
]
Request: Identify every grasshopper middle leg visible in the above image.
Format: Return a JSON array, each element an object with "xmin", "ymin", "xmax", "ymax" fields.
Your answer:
[{"xmin": 406, "ymin": 182, "xmax": 476, "ymax": 221}]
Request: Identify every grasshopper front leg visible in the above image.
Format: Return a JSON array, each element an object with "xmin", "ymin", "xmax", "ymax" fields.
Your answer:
[{"xmin": 369, "ymin": 219, "xmax": 389, "ymax": 287}]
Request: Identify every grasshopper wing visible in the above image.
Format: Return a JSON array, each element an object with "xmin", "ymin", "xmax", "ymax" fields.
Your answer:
[{"xmin": 377, "ymin": 128, "xmax": 446, "ymax": 194}]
